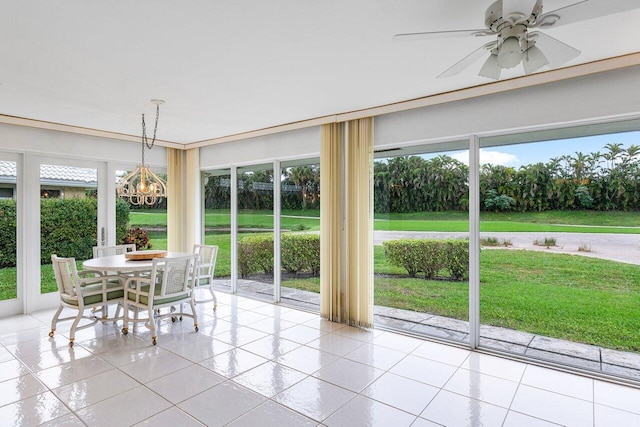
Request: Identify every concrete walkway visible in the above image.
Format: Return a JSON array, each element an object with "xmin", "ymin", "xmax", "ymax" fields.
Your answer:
[{"xmin": 213, "ymin": 279, "xmax": 640, "ymax": 380}]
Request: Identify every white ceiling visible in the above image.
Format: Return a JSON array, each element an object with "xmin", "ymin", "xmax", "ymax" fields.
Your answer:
[{"xmin": 1, "ymin": 0, "xmax": 639, "ymax": 145}]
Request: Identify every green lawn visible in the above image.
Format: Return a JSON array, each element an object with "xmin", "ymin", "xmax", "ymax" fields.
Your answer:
[{"xmin": 284, "ymin": 247, "xmax": 640, "ymax": 352}]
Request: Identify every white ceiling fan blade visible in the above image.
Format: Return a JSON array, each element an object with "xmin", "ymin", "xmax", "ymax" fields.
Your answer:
[
  {"xmin": 522, "ymin": 45, "xmax": 549, "ymax": 74},
  {"xmin": 502, "ymin": 0, "xmax": 539, "ymax": 23},
  {"xmin": 393, "ymin": 29, "xmax": 494, "ymax": 42},
  {"xmin": 536, "ymin": 0, "xmax": 640, "ymax": 28},
  {"xmin": 478, "ymin": 54, "xmax": 501, "ymax": 80},
  {"xmin": 438, "ymin": 42, "xmax": 497, "ymax": 78},
  {"xmin": 530, "ymin": 31, "xmax": 580, "ymax": 68}
]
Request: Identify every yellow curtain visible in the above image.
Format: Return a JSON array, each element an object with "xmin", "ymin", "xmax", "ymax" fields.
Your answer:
[
  {"xmin": 320, "ymin": 118, "xmax": 374, "ymax": 328},
  {"xmin": 167, "ymin": 148, "xmax": 184, "ymax": 252},
  {"xmin": 320, "ymin": 122, "xmax": 345, "ymax": 322},
  {"xmin": 346, "ymin": 118, "xmax": 374, "ymax": 328}
]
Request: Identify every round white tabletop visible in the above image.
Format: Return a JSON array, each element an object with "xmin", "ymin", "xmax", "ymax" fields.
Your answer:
[{"xmin": 83, "ymin": 252, "xmax": 192, "ymax": 273}]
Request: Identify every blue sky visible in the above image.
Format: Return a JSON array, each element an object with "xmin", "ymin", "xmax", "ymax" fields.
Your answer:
[{"xmin": 441, "ymin": 130, "xmax": 640, "ymax": 167}]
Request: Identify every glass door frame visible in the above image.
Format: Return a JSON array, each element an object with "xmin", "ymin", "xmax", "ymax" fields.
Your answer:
[
  {"xmin": 25, "ymin": 154, "xmax": 109, "ymax": 314},
  {"xmin": 0, "ymin": 152, "xmax": 24, "ymax": 317}
]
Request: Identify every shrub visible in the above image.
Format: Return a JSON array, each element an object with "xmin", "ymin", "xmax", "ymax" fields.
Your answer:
[
  {"xmin": 238, "ymin": 235, "xmax": 273, "ymax": 278},
  {"xmin": 40, "ymin": 198, "xmax": 99, "ymax": 264},
  {"xmin": 442, "ymin": 239, "xmax": 469, "ymax": 280},
  {"xmin": 383, "ymin": 239, "xmax": 425, "ymax": 278},
  {"xmin": 534, "ymin": 237, "xmax": 557, "ymax": 248},
  {"xmin": 0, "ymin": 200, "xmax": 17, "ymax": 268},
  {"xmin": 122, "ymin": 227, "xmax": 152, "ymax": 250},
  {"xmin": 484, "ymin": 189, "xmax": 515, "ymax": 212},
  {"xmin": 290, "ymin": 224, "xmax": 310, "ymax": 232},
  {"xmin": 281, "ymin": 233, "xmax": 320, "ymax": 275},
  {"xmin": 384, "ymin": 238, "xmax": 468, "ymax": 281}
]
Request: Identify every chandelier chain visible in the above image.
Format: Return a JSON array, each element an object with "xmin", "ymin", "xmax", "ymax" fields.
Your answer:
[{"xmin": 140, "ymin": 103, "xmax": 160, "ymax": 165}]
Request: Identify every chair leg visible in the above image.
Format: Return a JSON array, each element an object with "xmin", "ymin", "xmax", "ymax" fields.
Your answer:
[
  {"xmin": 49, "ymin": 304, "xmax": 64, "ymax": 337},
  {"xmin": 148, "ymin": 305, "xmax": 157, "ymax": 345},
  {"xmin": 209, "ymin": 285, "xmax": 217, "ymax": 311},
  {"xmin": 69, "ymin": 309, "xmax": 83, "ymax": 347},
  {"xmin": 189, "ymin": 298, "xmax": 199, "ymax": 332},
  {"xmin": 122, "ymin": 299, "xmax": 129, "ymax": 336},
  {"xmin": 114, "ymin": 302, "xmax": 122, "ymax": 323}
]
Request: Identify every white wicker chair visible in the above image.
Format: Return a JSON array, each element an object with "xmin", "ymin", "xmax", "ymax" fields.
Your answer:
[
  {"xmin": 122, "ymin": 254, "xmax": 199, "ymax": 345},
  {"xmin": 49, "ymin": 254, "xmax": 124, "ymax": 347},
  {"xmin": 193, "ymin": 244, "xmax": 219, "ymax": 311},
  {"xmin": 92, "ymin": 243, "xmax": 136, "ymax": 258}
]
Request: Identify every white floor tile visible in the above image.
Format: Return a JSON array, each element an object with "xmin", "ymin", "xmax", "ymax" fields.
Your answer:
[
  {"xmin": 228, "ymin": 400, "xmax": 317, "ymax": 427},
  {"xmin": 521, "ymin": 364, "xmax": 593, "ymax": 401},
  {"xmin": 178, "ymin": 381, "xmax": 266, "ymax": 426},
  {"xmin": 75, "ymin": 386, "xmax": 172, "ymax": 427},
  {"xmin": 146, "ymin": 364, "xmax": 225, "ymax": 404},
  {"xmin": 443, "ymin": 368, "xmax": 519, "ymax": 408},
  {"xmin": 35, "ymin": 356, "xmax": 112, "ymax": 389},
  {"xmin": 278, "ymin": 324, "xmax": 328, "ymax": 344},
  {"xmin": 279, "ymin": 310, "xmax": 319, "ymax": 324},
  {"xmin": 133, "ymin": 407, "xmax": 205, "ymax": 427},
  {"xmin": 233, "ymin": 361, "xmax": 307, "ymax": 397},
  {"xmin": 344, "ymin": 342, "xmax": 406, "ymax": 370},
  {"xmin": 119, "ymin": 351, "xmax": 192, "ymax": 384},
  {"xmin": 240, "ymin": 335, "xmax": 301, "ymax": 360},
  {"xmin": 199, "ymin": 347, "xmax": 269, "ymax": 378},
  {"xmin": 372, "ymin": 332, "xmax": 423, "ymax": 353},
  {"xmin": 276, "ymin": 345, "xmax": 340, "ymax": 374},
  {"xmin": 421, "ymin": 390, "xmax": 508, "ymax": 427},
  {"xmin": 362, "ymin": 372, "xmax": 438, "ymax": 415},
  {"xmin": 0, "ymin": 373, "xmax": 48, "ymax": 407},
  {"xmin": 0, "ymin": 358, "xmax": 32, "ymax": 382},
  {"xmin": 312, "ymin": 357, "xmax": 384, "ymax": 392},
  {"xmin": 460, "ymin": 352, "xmax": 526, "ymax": 382},
  {"xmin": 222, "ymin": 310, "xmax": 269, "ymax": 326},
  {"xmin": 390, "ymin": 354, "xmax": 457, "ymax": 388},
  {"xmin": 39, "ymin": 413, "xmax": 87, "ymax": 427},
  {"xmin": 594, "ymin": 379, "xmax": 640, "ymax": 415},
  {"xmin": 332, "ymin": 325, "xmax": 382, "ymax": 342},
  {"xmin": 52, "ymin": 369, "xmax": 140, "ymax": 411},
  {"xmin": 273, "ymin": 376, "xmax": 356, "ymax": 422},
  {"xmin": 595, "ymin": 403, "xmax": 640, "ymax": 426},
  {"xmin": 169, "ymin": 337, "xmax": 235, "ymax": 363},
  {"xmin": 213, "ymin": 326, "xmax": 268, "ymax": 347},
  {"xmin": 303, "ymin": 318, "xmax": 346, "ymax": 332},
  {"xmin": 410, "ymin": 418, "xmax": 444, "ymax": 427},
  {"xmin": 511, "ymin": 384, "xmax": 593, "ymax": 427},
  {"xmin": 20, "ymin": 346, "xmax": 93, "ymax": 371},
  {"xmin": 0, "ymin": 391, "xmax": 70, "ymax": 426},
  {"xmin": 412, "ymin": 340, "xmax": 471, "ymax": 367},
  {"xmin": 248, "ymin": 317, "xmax": 297, "ymax": 334},
  {"xmin": 306, "ymin": 334, "xmax": 365, "ymax": 356},
  {"xmin": 503, "ymin": 411, "xmax": 562, "ymax": 427},
  {"xmin": 324, "ymin": 395, "xmax": 417, "ymax": 427}
]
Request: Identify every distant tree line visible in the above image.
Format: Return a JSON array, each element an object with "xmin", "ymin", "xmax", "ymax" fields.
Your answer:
[{"xmin": 203, "ymin": 143, "xmax": 640, "ymax": 213}]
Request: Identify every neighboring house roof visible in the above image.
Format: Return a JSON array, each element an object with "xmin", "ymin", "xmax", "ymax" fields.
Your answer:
[{"xmin": 0, "ymin": 161, "xmax": 97, "ymax": 187}]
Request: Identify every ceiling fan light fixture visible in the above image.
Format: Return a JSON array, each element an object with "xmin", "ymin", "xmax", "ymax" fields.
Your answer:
[
  {"xmin": 522, "ymin": 44, "xmax": 549, "ymax": 74},
  {"xmin": 478, "ymin": 53, "xmax": 501, "ymax": 79},
  {"xmin": 497, "ymin": 36, "xmax": 522, "ymax": 69}
]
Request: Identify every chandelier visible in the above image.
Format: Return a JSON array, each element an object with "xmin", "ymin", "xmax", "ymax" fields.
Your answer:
[{"xmin": 116, "ymin": 100, "xmax": 167, "ymax": 206}]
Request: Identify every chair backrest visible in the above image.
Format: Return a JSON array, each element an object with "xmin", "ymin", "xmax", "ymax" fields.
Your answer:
[
  {"xmin": 51, "ymin": 254, "xmax": 81, "ymax": 297},
  {"xmin": 93, "ymin": 244, "xmax": 136, "ymax": 258},
  {"xmin": 193, "ymin": 244, "xmax": 218, "ymax": 279},
  {"xmin": 150, "ymin": 254, "xmax": 198, "ymax": 298}
]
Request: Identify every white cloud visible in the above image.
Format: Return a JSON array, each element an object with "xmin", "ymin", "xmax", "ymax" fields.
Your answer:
[{"xmin": 451, "ymin": 149, "xmax": 520, "ymax": 166}]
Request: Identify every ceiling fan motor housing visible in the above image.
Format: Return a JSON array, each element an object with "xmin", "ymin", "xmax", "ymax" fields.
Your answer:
[{"xmin": 485, "ymin": 0, "xmax": 543, "ymax": 32}]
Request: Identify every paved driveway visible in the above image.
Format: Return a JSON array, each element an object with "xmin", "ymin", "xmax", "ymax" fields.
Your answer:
[{"xmin": 374, "ymin": 231, "xmax": 640, "ymax": 265}]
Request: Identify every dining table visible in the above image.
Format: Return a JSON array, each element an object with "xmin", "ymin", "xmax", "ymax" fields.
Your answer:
[{"xmin": 82, "ymin": 251, "xmax": 192, "ymax": 274}]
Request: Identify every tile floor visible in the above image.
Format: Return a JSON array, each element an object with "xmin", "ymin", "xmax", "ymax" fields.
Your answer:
[{"xmin": 1, "ymin": 293, "xmax": 640, "ymax": 426}]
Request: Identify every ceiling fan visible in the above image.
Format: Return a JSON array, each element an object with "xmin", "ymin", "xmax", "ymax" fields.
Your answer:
[{"xmin": 393, "ymin": 0, "xmax": 640, "ymax": 80}]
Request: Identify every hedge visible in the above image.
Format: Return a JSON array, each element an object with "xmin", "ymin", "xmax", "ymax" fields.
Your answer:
[
  {"xmin": 0, "ymin": 198, "xmax": 130, "ymax": 267},
  {"xmin": 383, "ymin": 238, "xmax": 469, "ymax": 281},
  {"xmin": 238, "ymin": 233, "xmax": 320, "ymax": 278}
]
